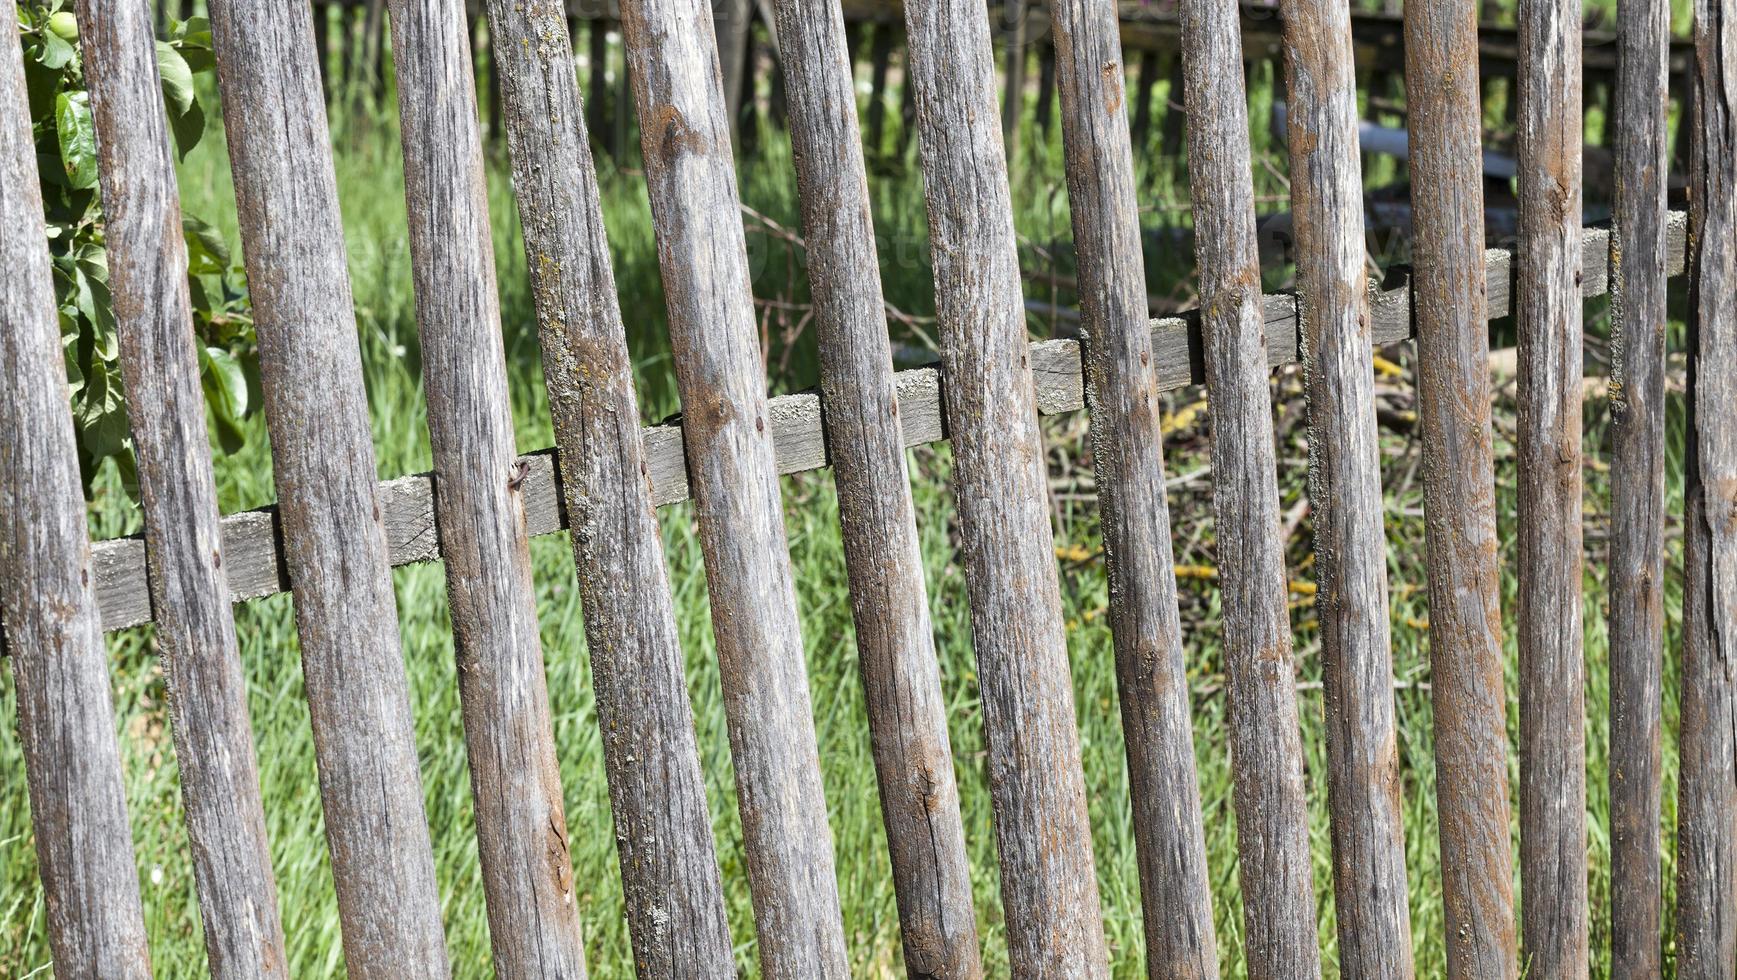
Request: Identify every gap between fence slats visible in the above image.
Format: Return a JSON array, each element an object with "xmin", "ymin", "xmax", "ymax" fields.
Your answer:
[
  {"xmin": 1403, "ymin": 0, "xmax": 1521, "ymax": 973},
  {"xmin": 901, "ymin": 0, "xmax": 1110, "ymax": 971},
  {"xmin": 79, "ymin": 2, "xmax": 288, "ymax": 976},
  {"xmin": 1605, "ymin": 0, "xmax": 1671, "ymax": 971},
  {"xmin": 385, "ymin": 1, "xmax": 590, "ymax": 974},
  {"xmin": 74, "ymin": 215, "xmax": 1690, "ymax": 634},
  {"xmin": 765, "ymin": 0, "xmax": 982, "ymax": 973},
  {"xmin": 205, "ymin": 3, "xmax": 450, "ymax": 974},
  {"xmin": 1178, "ymin": 0, "xmax": 1323, "ymax": 975},
  {"xmin": 1674, "ymin": 0, "xmax": 1737, "ymax": 971},
  {"xmin": 618, "ymin": 0, "xmax": 852, "ymax": 972},
  {"xmin": 1513, "ymin": 0, "xmax": 1589, "ymax": 972},
  {"xmin": 0, "ymin": 5, "xmax": 152, "ymax": 976},
  {"xmin": 1276, "ymin": 0, "xmax": 1415, "ymax": 972},
  {"xmin": 483, "ymin": 2, "xmax": 737, "ymax": 973}
]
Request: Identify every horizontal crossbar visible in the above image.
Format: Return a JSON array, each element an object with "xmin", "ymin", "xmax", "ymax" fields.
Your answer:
[{"xmin": 86, "ymin": 214, "xmax": 1687, "ymax": 632}]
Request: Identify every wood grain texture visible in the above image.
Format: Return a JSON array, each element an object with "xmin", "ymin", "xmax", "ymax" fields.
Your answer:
[
  {"xmin": 619, "ymin": 0, "xmax": 852, "ymax": 972},
  {"xmin": 1274, "ymin": 0, "xmax": 1413, "ymax": 974},
  {"xmin": 765, "ymin": 0, "xmax": 981, "ymax": 974},
  {"xmin": 1052, "ymin": 0, "xmax": 1218, "ymax": 976},
  {"xmin": 0, "ymin": 5, "xmax": 152, "ymax": 975},
  {"xmin": 1178, "ymin": 0, "xmax": 1321, "ymax": 976},
  {"xmin": 482, "ymin": 2, "xmax": 736, "ymax": 973},
  {"xmin": 1513, "ymin": 0, "xmax": 1588, "ymax": 972},
  {"xmin": 80, "ymin": 3, "xmax": 287, "ymax": 976},
  {"xmin": 385, "ymin": 2, "xmax": 589, "ymax": 975},
  {"xmin": 1675, "ymin": 0, "xmax": 1737, "ymax": 972},
  {"xmin": 1606, "ymin": 0, "xmax": 1671, "ymax": 972},
  {"xmin": 1402, "ymin": 0, "xmax": 1521, "ymax": 973},
  {"xmin": 901, "ymin": 0, "xmax": 1110, "ymax": 972},
  {"xmin": 81, "ymin": 215, "xmax": 1692, "ymax": 633},
  {"xmin": 205, "ymin": 4, "xmax": 450, "ymax": 975}
]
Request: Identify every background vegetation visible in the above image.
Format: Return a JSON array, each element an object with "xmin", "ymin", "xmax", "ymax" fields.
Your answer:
[{"xmin": 0, "ymin": 2, "xmax": 1700, "ymax": 975}]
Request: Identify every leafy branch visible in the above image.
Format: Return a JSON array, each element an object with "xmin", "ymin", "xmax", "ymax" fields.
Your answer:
[{"xmin": 16, "ymin": 0, "xmax": 258, "ymax": 498}]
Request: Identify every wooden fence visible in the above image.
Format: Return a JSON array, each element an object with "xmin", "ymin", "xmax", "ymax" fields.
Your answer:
[{"xmin": 2, "ymin": 0, "xmax": 1732, "ymax": 976}]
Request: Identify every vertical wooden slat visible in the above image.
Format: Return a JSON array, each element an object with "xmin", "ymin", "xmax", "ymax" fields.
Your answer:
[
  {"xmin": 205, "ymin": 4, "xmax": 450, "ymax": 975},
  {"xmin": 902, "ymin": 0, "xmax": 1111, "ymax": 972},
  {"xmin": 618, "ymin": 0, "xmax": 851, "ymax": 973},
  {"xmin": 1606, "ymin": 0, "xmax": 1670, "ymax": 970},
  {"xmin": 764, "ymin": 0, "xmax": 982, "ymax": 973},
  {"xmin": 1180, "ymin": 0, "xmax": 1323, "ymax": 976},
  {"xmin": 80, "ymin": 3, "xmax": 289, "ymax": 976},
  {"xmin": 1675, "ymin": 0, "xmax": 1737, "ymax": 971},
  {"xmin": 899, "ymin": 45, "xmax": 918, "ymax": 154},
  {"xmin": 482, "ymin": 2, "xmax": 737, "ymax": 973},
  {"xmin": 1514, "ymin": 0, "xmax": 1588, "ymax": 971},
  {"xmin": 1402, "ymin": 0, "xmax": 1522, "ymax": 974},
  {"xmin": 1276, "ymin": 0, "xmax": 1414, "ymax": 972},
  {"xmin": 0, "ymin": 6, "xmax": 152, "ymax": 976},
  {"xmin": 384, "ymin": 1, "xmax": 589, "ymax": 974},
  {"xmin": 1050, "ymin": 0, "xmax": 1219, "ymax": 976}
]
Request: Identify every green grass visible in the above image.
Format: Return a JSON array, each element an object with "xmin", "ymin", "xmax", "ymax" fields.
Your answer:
[{"xmin": 0, "ymin": 40, "xmax": 1696, "ymax": 978}]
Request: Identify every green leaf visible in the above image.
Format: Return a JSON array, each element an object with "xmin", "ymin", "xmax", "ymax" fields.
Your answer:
[
  {"xmin": 168, "ymin": 99, "xmax": 205, "ymax": 160},
  {"xmin": 155, "ymin": 42, "xmax": 195, "ymax": 115},
  {"xmin": 200, "ymin": 345, "xmax": 250, "ymax": 453},
  {"xmin": 170, "ymin": 17, "xmax": 216, "ymax": 73},
  {"xmin": 183, "ymin": 213, "xmax": 231, "ymax": 276},
  {"xmin": 54, "ymin": 91, "xmax": 98, "ymax": 189},
  {"xmin": 61, "ymin": 316, "xmax": 85, "ymax": 396},
  {"xmin": 37, "ymin": 31, "xmax": 75, "ymax": 71},
  {"xmin": 155, "ymin": 42, "xmax": 205, "ymax": 158}
]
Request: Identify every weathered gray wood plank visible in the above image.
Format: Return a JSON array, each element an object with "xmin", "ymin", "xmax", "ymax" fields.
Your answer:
[
  {"xmin": 1054, "ymin": 0, "xmax": 1219, "ymax": 975},
  {"xmin": 901, "ymin": 0, "xmax": 1110, "ymax": 971},
  {"xmin": 1674, "ymin": 0, "xmax": 1737, "ymax": 972},
  {"xmin": 1179, "ymin": 0, "xmax": 1321, "ymax": 975},
  {"xmin": 1402, "ymin": 0, "xmax": 1521, "ymax": 973},
  {"xmin": 206, "ymin": 3, "xmax": 450, "ymax": 974},
  {"xmin": 1275, "ymin": 0, "xmax": 1413, "ymax": 972},
  {"xmin": 0, "ymin": 4, "xmax": 152, "ymax": 975},
  {"xmin": 765, "ymin": 0, "xmax": 981, "ymax": 974},
  {"xmin": 1606, "ymin": 0, "xmax": 1671, "ymax": 971},
  {"xmin": 1513, "ymin": 0, "xmax": 1588, "ymax": 972},
  {"xmin": 619, "ymin": 0, "xmax": 851, "ymax": 972},
  {"xmin": 385, "ymin": 2, "xmax": 589, "ymax": 975},
  {"xmin": 81, "ymin": 215, "xmax": 1690, "ymax": 633},
  {"xmin": 80, "ymin": 3, "xmax": 287, "ymax": 976},
  {"xmin": 483, "ymin": 1, "xmax": 736, "ymax": 973}
]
